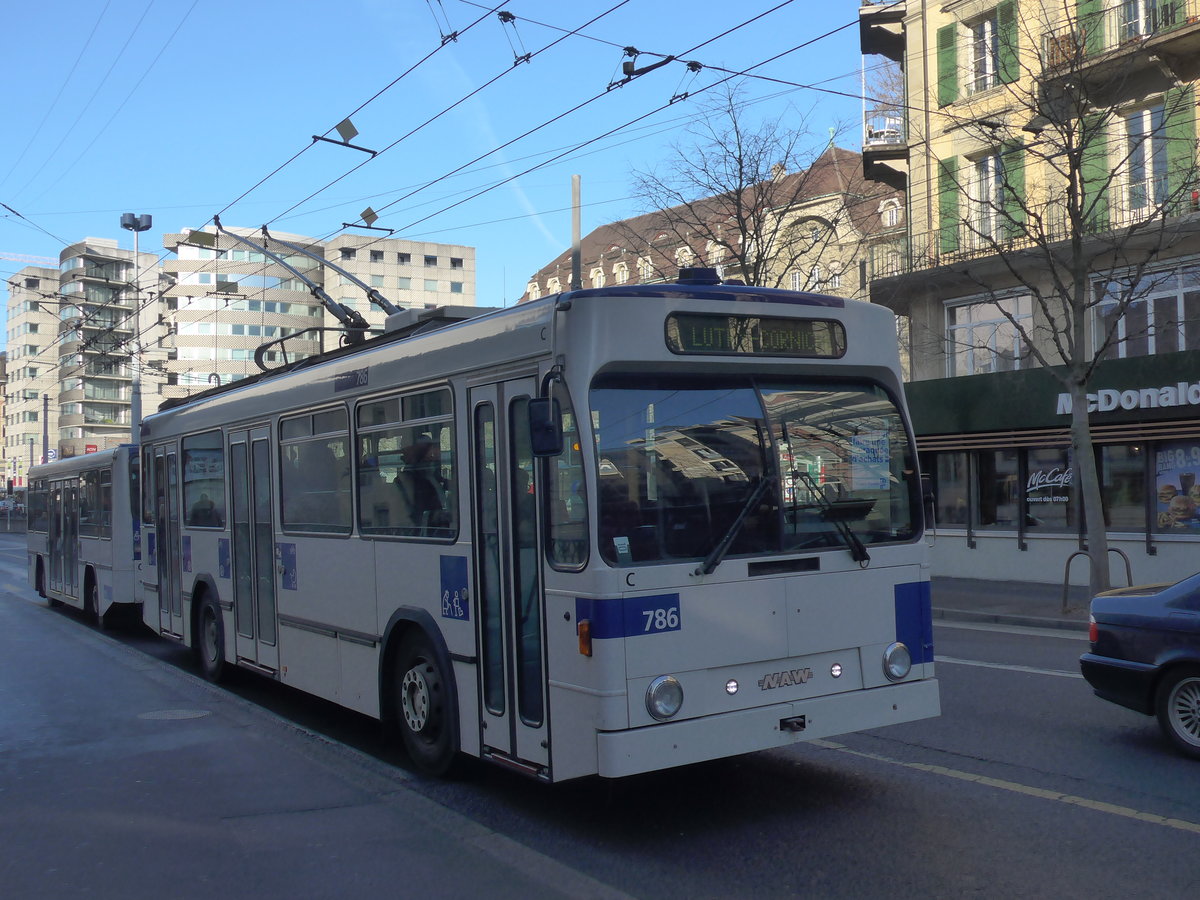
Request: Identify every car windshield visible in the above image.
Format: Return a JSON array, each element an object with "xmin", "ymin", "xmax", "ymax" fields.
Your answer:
[{"xmin": 590, "ymin": 374, "xmax": 919, "ymax": 566}]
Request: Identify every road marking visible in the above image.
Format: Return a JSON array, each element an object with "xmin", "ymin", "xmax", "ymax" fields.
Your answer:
[
  {"xmin": 936, "ymin": 655, "xmax": 1084, "ymax": 679},
  {"xmin": 936, "ymin": 620, "xmax": 1087, "ymax": 640},
  {"xmin": 812, "ymin": 740, "xmax": 1200, "ymax": 835}
]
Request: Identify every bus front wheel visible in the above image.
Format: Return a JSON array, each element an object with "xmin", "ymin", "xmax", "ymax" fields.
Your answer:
[
  {"xmin": 197, "ymin": 595, "xmax": 226, "ymax": 683},
  {"xmin": 394, "ymin": 630, "xmax": 457, "ymax": 776}
]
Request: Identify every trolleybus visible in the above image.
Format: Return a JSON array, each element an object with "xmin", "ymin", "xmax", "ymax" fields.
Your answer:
[
  {"xmin": 28, "ymin": 444, "xmax": 141, "ymax": 625},
  {"xmin": 137, "ymin": 269, "xmax": 939, "ymax": 781}
]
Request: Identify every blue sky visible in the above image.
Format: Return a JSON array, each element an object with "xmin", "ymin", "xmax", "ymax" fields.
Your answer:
[{"xmin": 0, "ymin": 0, "xmax": 871, "ymax": 342}]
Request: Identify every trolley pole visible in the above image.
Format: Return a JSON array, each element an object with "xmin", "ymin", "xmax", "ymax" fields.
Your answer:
[{"xmin": 42, "ymin": 394, "xmax": 49, "ymax": 464}]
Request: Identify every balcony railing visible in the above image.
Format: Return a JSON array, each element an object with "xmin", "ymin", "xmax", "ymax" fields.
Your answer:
[
  {"xmin": 863, "ymin": 111, "xmax": 906, "ymax": 149},
  {"xmin": 1042, "ymin": 0, "xmax": 1200, "ymax": 69}
]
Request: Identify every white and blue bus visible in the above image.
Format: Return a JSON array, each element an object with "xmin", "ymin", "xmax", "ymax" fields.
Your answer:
[
  {"xmin": 137, "ymin": 269, "xmax": 939, "ymax": 781},
  {"xmin": 28, "ymin": 444, "xmax": 141, "ymax": 625}
]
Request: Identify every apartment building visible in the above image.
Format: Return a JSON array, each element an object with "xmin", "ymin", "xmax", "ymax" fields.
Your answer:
[
  {"xmin": 860, "ymin": 0, "xmax": 1200, "ymax": 583},
  {"xmin": 524, "ymin": 146, "xmax": 905, "ymax": 303},
  {"xmin": 3, "ymin": 230, "xmax": 476, "ymax": 470}
]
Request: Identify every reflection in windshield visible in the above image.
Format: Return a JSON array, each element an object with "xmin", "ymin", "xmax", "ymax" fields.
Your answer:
[{"xmin": 590, "ymin": 375, "xmax": 917, "ymax": 566}]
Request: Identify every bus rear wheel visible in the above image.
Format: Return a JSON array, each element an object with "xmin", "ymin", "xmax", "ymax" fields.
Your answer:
[
  {"xmin": 197, "ymin": 595, "xmax": 226, "ymax": 683},
  {"xmin": 394, "ymin": 630, "xmax": 457, "ymax": 776},
  {"xmin": 85, "ymin": 578, "xmax": 104, "ymax": 629}
]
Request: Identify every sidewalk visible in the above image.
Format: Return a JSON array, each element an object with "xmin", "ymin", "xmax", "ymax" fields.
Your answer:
[
  {"xmin": 931, "ymin": 576, "xmax": 1091, "ymax": 631},
  {"xmin": 0, "ymin": 587, "xmax": 630, "ymax": 900}
]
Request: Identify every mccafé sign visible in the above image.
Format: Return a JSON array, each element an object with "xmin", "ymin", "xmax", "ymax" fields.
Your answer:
[{"xmin": 1057, "ymin": 380, "xmax": 1200, "ymax": 415}]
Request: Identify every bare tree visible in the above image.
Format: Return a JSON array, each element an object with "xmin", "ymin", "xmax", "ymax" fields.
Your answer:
[
  {"xmin": 926, "ymin": 1, "xmax": 1200, "ymax": 593},
  {"xmin": 625, "ymin": 83, "xmax": 864, "ymax": 289}
]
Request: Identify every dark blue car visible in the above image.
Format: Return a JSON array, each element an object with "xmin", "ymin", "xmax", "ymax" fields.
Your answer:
[{"xmin": 1080, "ymin": 573, "xmax": 1200, "ymax": 759}]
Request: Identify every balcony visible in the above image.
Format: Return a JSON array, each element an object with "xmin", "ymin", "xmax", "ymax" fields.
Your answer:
[
  {"xmin": 1042, "ymin": 1, "xmax": 1200, "ymax": 85},
  {"xmin": 862, "ymin": 111, "xmax": 908, "ymax": 190},
  {"xmin": 859, "ymin": 0, "xmax": 906, "ymax": 61}
]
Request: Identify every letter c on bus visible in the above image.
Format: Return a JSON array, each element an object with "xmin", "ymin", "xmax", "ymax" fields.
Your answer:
[{"xmin": 626, "ymin": 572, "xmax": 635, "ymax": 587}]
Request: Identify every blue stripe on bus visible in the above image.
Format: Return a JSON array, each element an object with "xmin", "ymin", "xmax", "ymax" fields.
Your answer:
[
  {"xmin": 575, "ymin": 593, "xmax": 682, "ymax": 639},
  {"xmin": 894, "ymin": 581, "xmax": 934, "ymax": 664}
]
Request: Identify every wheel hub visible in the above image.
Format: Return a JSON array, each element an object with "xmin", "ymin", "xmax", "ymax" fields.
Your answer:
[
  {"xmin": 401, "ymin": 666, "xmax": 430, "ymax": 732},
  {"xmin": 1173, "ymin": 678, "xmax": 1200, "ymax": 744}
]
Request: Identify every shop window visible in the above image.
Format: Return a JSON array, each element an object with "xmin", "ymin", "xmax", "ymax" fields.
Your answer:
[
  {"xmin": 974, "ymin": 448, "xmax": 1019, "ymax": 529},
  {"xmin": 1153, "ymin": 440, "xmax": 1200, "ymax": 534},
  {"xmin": 934, "ymin": 451, "xmax": 969, "ymax": 525},
  {"xmin": 1101, "ymin": 444, "xmax": 1147, "ymax": 532},
  {"xmin": 1024, "ymin": 447, "xmax": 1076, "ymax": 532}
]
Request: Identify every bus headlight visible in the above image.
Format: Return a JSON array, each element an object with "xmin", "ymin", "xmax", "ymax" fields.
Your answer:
[
  {"xmin": 883, "ymin": 642, "xmax": 912, "ymax": 681},
  {"xmin": 646, "ymin": 675, "xmax": 684, "ymax": 720}
]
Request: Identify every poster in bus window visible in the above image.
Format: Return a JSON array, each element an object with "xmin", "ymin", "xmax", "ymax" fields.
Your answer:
[
  {"xmin": 849, "ymin": 432, "xmax": 890, "ymax": 491},
  {"xmin": 1154, "ymin": 441, "xmax": 1200, "ymax": 532}
]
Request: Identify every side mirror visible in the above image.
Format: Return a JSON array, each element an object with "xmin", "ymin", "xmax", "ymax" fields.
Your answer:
[
  {"xmin": 528, "ymin": 397, "xmax": 563, "ymax": 457},
  {"xmin": 920, "ymin": 472, "xmax": 935, "ymax": 529}
]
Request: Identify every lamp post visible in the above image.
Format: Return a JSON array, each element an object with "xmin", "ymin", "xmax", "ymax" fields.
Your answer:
[{"xmin": 120, "ymin": 213, "xmax": 152, "ymax": 442}]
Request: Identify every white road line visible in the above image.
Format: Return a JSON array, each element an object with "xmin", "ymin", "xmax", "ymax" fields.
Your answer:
[
  {"xmin": 936, "ymin": 620, "xmax": 1088, "ymax": 640},
  {"xmin": 812, "ymin": 740, "xmax": 1200, "ymax": 836},
  {"xmin": 935, "ymin": 655, "xmax": 1084, "ymax": 679}
]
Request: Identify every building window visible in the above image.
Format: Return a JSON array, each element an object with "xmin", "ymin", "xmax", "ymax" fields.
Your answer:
[
  {"xmin": 946, "ymin": 296, "xmax": 1032, "ymax": 376},
  {"xmin": 970, "ymin": 152, "xmax": 1004, "ymax": 245},
  {"xmin": 371, "ymin": 275, "xmax": 384, "ymax": 287},
  {"xmin": 590, "ymin": 268, "xmax": 606, "ymax": 288},
  {"xmin": 547, "ymin": 277, "xmax": 561, "ymax": 293},
  {"xmin": 527, "ymin": 282, "xmax": 542, "ymax": 300},
  {"xmin": 968, "ymin": 13, "xmax": 999, "ymax": 94},
  {"xmin": 1120, "ymin": 0, "xmax": 1177, "ymax": 41},
  {"xmin": 370, "ymin": 250, "xmax": 384, "ymax": 263},
  {"xmin": 1094, "ymin": 264, "xmax": 1200, "ymax": 359},
  {"xmin": 614, "ymin": 262, "xmax": 629, "ymax": 285},
  {"xmin": 341, "ymin": 248, "xmax": 356, "ymax": 260},
  {"xmin": 397, "ymin": 252, "xmax": 411, "ymax": 265},
  {"xmin": 24, "ymin": 278, "xmax": 39, "ymax": 289},
  {"xmin": 450, "ymin": 257, "xmax": 463, "ymax": 269},
  {"xmin": 424, "ymin": 279, "xmax": 438, "ymax": 291},
  {"xmin": 397, "ymin": 277, "xmax": 411, "ymax": 290},
  {"xmin": 809, "ymin": 264, "xmax": 822, "ymax": 289},
  {"xmin": 1121, "ymin": 103, "xmax": 1167, "ymax": 223},
  {"xmin": 880, "ymin": 199, "xmax": 902, "ymax": 228},
  {"xmin": 637, "ymin": 258, "xmax": 652, "ymax": 281},
  {"xmin": 424, "ymin": 255, "xmax": 438, "ymax": 268},
  {"xmin": 449, "ymin": 281, "xmax": 463, "ymax": 294},
  {"xmin": 827, "ymin": 263, "xmax": 842, "ymax": 290}
]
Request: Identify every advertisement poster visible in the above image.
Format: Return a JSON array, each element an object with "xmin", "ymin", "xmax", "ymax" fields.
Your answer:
[{"xmin": 1154, "ymin": 441, "xmax": 1200, "ymax": 532}]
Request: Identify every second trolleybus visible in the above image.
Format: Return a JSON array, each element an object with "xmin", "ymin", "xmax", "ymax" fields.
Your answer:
[
  {"xmin": 136, "ymin": 268, "xmax": 939, "ymax": 781},
  {"xmin": 27, "ymin": 444, "xmax": 141, "ymax": 625}
]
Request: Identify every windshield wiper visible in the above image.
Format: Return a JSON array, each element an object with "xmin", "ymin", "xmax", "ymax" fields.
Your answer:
[
  {"xmin": 798, "ymin": 473, "xmax": 870, "ymax": 565},
  {"xmin": 694, "ymin": 476, "xmax": 773, "ymax": 576}
]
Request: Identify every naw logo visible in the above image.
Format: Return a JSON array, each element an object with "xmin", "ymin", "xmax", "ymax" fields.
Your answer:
[{"xmin": 758, "ymin": 667, "xmax": 813, "ymax": 690}]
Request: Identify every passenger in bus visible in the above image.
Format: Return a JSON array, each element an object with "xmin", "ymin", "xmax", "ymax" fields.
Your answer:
[
  {"xmin": 394, "ymin": 434, "xmax": 450, "ymax": 532},
  {"xmin": 188, "ymin": 492, "xmax": 219, "ymax": 527}
]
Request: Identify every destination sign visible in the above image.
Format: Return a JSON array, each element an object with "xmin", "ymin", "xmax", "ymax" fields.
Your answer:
[{"xmin": 666, "ymin": 313, "xmax": 846, "ymax": 358}]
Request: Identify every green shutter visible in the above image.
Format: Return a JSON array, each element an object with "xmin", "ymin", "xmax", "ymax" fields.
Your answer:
[
  {"xmin": 937, "ymin": 24, "xmax": 957, "ymax": 108},
  {"xmin": 939, "ymin": 157, "xmax": 961, "ymax": 255},
  {"xmin": 1078, "ymin": 0, "xmax": 1103, "ymax": 57},
  {"xmin": 1080, "ymin": 115, "xmax": 1109, "ymax": 232},
  {"xmin": 1001, "ymin": 140, "xmax": 1026, "ymax": 239},
  {"xmin": 997, "ymin": 0, "xmax": 1019, "ymax": 84},
  {"xmin": 1165, "ymin": 84, "xmax": 1196, "ymax": 213},
  {"xmin": 1160, "ymin": 0, "xmax": 1184, "ymax": 33}
]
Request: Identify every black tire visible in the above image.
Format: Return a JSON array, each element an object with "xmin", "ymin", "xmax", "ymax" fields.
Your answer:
[
  {"xmin": 196, "ymin": 594, "xmax": 227, "ymax": 683},
  {"xmin": 86, "ymin": 578, "xmax": 104, "ymax": 629},
  {"xmin": 393, "ymin": 630, "xmax": 458, "ymax": 776},
  {"xmin": 1155, "ymin": 666, "xmax": 1200, "ymax": 759}
]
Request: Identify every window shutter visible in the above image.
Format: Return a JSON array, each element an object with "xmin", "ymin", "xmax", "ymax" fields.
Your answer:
[
  {"xmin": 997, "ymin": 0, "xmax": 1019, "ymax": 84},
  {"xmin": 1001, "ymin": 141, "xmax": 1026, "ymax": 238},
  {"xmin": 937, "ymin": 24, "xmax": 957, "ymax": 108},
  {"xmin": 1077, "ymin": 0, "xmax": 1104, "ymax": 57},
  {"xmin": 1165, "ymin": 84, "xmax": 1196, "ymax": 212},
  {"xmin": 1080, "ymin": 115, "xmax": 1109, "ymax": 231},
  {"xmin": 939, "ymin": 157, "xmax": 961, "ymax": 255}
]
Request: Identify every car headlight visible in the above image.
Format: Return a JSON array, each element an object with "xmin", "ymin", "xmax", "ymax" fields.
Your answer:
[
  {"xmin": 883, "ymin": 642, "xmax": 912, "ymax": 681},
  {"xmin": 646, "ymin": 675, "xmax": 684, "ymax": 720}
]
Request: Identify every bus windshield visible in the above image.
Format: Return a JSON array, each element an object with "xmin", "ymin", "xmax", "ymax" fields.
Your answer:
[{"xmin": 591, "ymin": 374, "xmax": 919, "ymax": 566}]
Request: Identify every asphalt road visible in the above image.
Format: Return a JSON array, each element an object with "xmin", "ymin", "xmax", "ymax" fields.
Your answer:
[{"xmin": 4, "ymin": 532, "xmax": 1198, "ymax": 899}]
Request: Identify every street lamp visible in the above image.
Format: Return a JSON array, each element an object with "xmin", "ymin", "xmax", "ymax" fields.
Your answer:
[{"xmin": 121, "ymin": 213, "xmax": 152, "ymax": 442}]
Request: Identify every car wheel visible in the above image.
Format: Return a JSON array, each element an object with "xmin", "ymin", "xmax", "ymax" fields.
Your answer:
[
  {"xmin": 1155, "ymin": 666, "xmax": 1200, "ymax": 759},
  {"xmin": 393, "ymin": 630, "xmax": 458, "ymax": 776},
  {"xmin": 196, "ymin": 594, "xmax": 226, "ymax": 683},
  {"xmin": 87, "ymin": 579, "xmax": 105, "ymax": 630}
]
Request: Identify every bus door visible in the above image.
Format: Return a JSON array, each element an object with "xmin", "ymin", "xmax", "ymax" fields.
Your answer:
[
  {"xmin": 152, "ymin": 446, "xmax": 184, "ymax": 637},
  {"xmin": 229, "ymin": 427, "xmax": 279, "ymax": 671},
  {"xmin": 62, "ymin": 481, "xmax": 79, "ymax": 600},
  {"xmin": 469, "ymin": 378, "xmax": 549, "ymax": 772}
]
